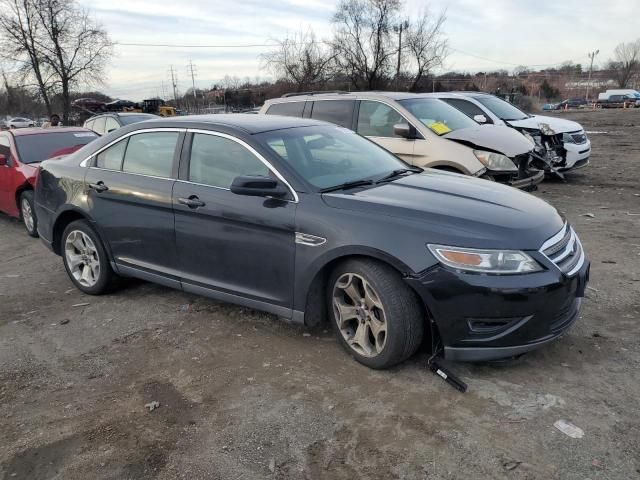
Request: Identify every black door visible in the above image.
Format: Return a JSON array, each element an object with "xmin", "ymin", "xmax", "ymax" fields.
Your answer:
[
  {"xmin": 84, "ymin": 129, "xmax": 183, "ymax": 284},
  {"xmin": 173, "ymin": 131, "xmax": 297, "ymax": 315}
]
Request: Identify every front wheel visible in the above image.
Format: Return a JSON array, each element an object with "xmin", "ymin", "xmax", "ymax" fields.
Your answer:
[
  {"xmin": 61, "ymin": 220, "xmax": 116, "ymax": 294},
  {"xmin": 328, "ymin": 259, "xmax": 425, "ymax": 369},
  {"xmin": 20, "ymin": 191, "xmax": 38, "ymax": 237}
]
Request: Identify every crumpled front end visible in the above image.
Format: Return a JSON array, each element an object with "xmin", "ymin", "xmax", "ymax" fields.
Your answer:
[{"xmin": 519, "ymin": 124, "xmax": 590, "ymax": 177}]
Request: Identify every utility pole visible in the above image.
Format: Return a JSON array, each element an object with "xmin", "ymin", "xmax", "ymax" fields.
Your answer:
[
  {"xmin": 586, "ymin": 49, "xmax": 599, "ymax": 101},
  {"xmin": 187, "ymin": 60, "xmax": 197, "ymax": 101},
  {"xmin": 169, "ymin": 65, "xmax": 178, "ymax": 104},
  {"xmin": 393, "ymin": 20, "xmax": 409, "ymax": 90}
]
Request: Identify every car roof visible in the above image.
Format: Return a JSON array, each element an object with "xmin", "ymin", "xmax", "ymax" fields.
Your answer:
[
  {"xmin": 89, "ymin": 112, "xmax": 157, "ymax": 118},
  {"xmin": 7, "ymin": 126, "xmax": 93, "ymax": 137},
  {"xmin": 137, "ymin": 114, "xmax": 329, "ymax": 134},
  {"xmin": 268, "ymin": 91, "xmax": 421, "ymax": 103}
]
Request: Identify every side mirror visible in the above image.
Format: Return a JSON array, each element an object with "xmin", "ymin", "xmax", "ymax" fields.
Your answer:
[
  {"xmin": 473, "ymin": 114, "xmax": 488, "ymax": 124},
  {"xmin": 230, "ymin": 175, "xmax": 288, "ymax": 198},
  {"xmin": 0, "ymin": 154, "xmax": 7, "ymax": 166},
  {"xmin": 393, "ymin": 123, "xmax": 418, "ymax": 139}
]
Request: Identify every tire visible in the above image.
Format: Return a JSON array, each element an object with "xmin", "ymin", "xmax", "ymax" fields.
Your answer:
[
  {"xmin": 328, "ymin": 259, "xmax": 425, "ymax": 369},
  {"xmin": 19, "ymin": 190, "xmax": 38, "ymax": 237},
  {"xmin": 61, "ymin": 219, "xmax": 116, "ymax": 295}
]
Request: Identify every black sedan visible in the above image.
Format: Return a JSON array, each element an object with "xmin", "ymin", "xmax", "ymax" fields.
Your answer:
[{"xmin": 34, "ymin": 115, "xmax": 589, "ymax": 368}]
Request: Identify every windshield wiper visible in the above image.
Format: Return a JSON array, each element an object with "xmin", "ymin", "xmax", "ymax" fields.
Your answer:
[
  {"xmin": 319, "ymin": 179, "xmax": 375, "ymax": 193},
  {"xmin": 375, "ymin": 167, "xmax": 423, "ymax": 184}
]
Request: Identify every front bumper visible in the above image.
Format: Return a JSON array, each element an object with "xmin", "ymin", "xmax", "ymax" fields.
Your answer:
[
  {"xmin": 405, "ymin": 255, "xmax": 590, "ymax": 362},
  {"xmin": 561, "ymin": 140, "xmax": 591, "ymax": 171}
]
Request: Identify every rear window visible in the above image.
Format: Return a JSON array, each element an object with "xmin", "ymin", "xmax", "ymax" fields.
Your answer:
[
  {"xmin": 266, "ymin": 102, "xmax": 305, "ymax": 117},
  {"xmin": 310, "ymin": 100, "xmax": 355, "ymax": 128},
  {"xmin": 15, "ymin": 131, "xmax": 98, "ymax": 164}
]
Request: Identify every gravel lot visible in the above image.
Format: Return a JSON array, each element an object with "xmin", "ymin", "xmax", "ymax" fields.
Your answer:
[{"xmin": 1, "ymin": 108, "xmax": 639, "ymax": 480}]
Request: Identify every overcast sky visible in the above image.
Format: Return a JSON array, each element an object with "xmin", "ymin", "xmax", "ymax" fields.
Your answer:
[{"xmin": 77, "ymin": 0, "xmax": 638, "ymax": 100}]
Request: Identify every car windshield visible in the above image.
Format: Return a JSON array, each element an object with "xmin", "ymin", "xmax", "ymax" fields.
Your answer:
[
  {"xmin": 398, "ymin": 98, "xmax": 477, "ymax": 135},
  {"xmin": 15, "ymin": 131, "xmax": 98, "ymax": 164},
  {"xmin": 119, "ymin": 114, "xmax": 156, "ymax": 125},
  {"xmin": 474, "ymin": 96, "xmax": 528, "ymax": 121},
  {"xmin": 256, "ymin": 125, "xmax": 409, "ymax": 190}
]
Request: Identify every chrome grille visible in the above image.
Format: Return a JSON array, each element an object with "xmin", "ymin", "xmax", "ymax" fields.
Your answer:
[{"xmin": 540, "ymin": 223, "xmax": 585, "ymax": 276}]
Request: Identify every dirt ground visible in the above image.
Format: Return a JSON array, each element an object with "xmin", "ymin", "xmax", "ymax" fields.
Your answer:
[{"xmin": 1, "ymin": 108, "xmax": 639, "ymax": 480}]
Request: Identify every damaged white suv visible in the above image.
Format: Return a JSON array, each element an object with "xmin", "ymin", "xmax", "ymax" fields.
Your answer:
[{"xmin": 432, "ymin": 92, "xmax": 591, "ymax": 178}]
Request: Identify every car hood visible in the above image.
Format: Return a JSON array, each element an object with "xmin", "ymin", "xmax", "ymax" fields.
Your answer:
[
  {"xmin": 443, "ymin": 125, "xmax": 533, "ymax": 157},
  {"xmin": 507, "ymin": 115, "xmax": 583, "ymax": 134},
  {"xmin": 322, "ymin": 170, "xmax": 564, "ymax": 250}
]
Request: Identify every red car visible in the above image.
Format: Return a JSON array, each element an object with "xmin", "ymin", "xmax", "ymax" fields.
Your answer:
[{"xmin": 0, "ymin": 127, "xmax": 98, "ymax": 236}]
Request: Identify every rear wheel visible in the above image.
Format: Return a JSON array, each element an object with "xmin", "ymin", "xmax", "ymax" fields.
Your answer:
[
  {"xmin": 61, "ymin": 220, "xmax": 115, "ymax": 294},
  {"xmin": 328, "ymin": 259, "xmax": 424, "ymax": 369},
  {"xmin": 20, "ymin": 191, "xmax": 38, "ymax": 237}
]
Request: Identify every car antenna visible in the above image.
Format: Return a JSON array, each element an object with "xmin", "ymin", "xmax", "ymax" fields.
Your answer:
[{"xmin": 427, "ymin": 339, "xmax": 468, "ymax": 393}]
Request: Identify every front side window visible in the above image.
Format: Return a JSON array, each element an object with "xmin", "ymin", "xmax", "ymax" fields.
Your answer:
[
  {"xmin": 310, "ymin": 101, "xmax": 355, "ymax": 128},
  {"xmin": 189, "ymin": 133, "xmax": 269, "ymax": 188},
  {"xmin": 357, "ymin": 101, "xmax": 405, "ymax": 137},
  {"xmin": 473, "ymin": 95, "xmax": 529, "ymax": 121},
  {"xmin": 104, "ymin": 117, "xmax": 120, "ymax": 133},
  {"xmin": 398, "ymin": 98, "xmax": 478, "ymax": 135},
  {"xmin": 266, "ymin": 102, "xmax": 305, "ymax": 117},
  {"xmin": 121, "ymin": 131, "xmax": 179, "ymax": 178},
  {"xmin": 443, "ymin": 98, "xmax": 492, "ymax": 123},
  {"xmin": 96, "ymin": 139, "xmax": 127, "ymax": 170},
  {"xmin": 257, "ymin": 125, "xmax": 407, "ymax": 189}
]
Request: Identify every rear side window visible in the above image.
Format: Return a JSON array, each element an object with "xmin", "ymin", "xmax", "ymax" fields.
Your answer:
[
  {"xmin": 96, "ymin": 139, "xmax": 127, "ymax": 170},
  {"xmin": 121, "ymin": 131, "xmax": 179, "ymax": 178},
  {"xmin": 266, "ymin": 102, "xmax": 305, "ymax": 117},
  {"xmin": 310, "ymin": 100, "xmax": 355, "ymax": 128},
  {"xmin": 357, "ymin": 101, "xmax": 405, "ymax": 137},
  {"xmin": 443, "ymin": 99, "xmax": 492, "ymax": 123},
  {"xmin": 189, "ymin": 133, "xmax": 269, "ymax": 189},
  {"xmin": 84, "ymin": 119, "xmax": 94, "ymax": 131}
]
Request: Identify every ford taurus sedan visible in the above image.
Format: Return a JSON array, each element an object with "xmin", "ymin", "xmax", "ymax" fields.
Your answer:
[{"xmin": 34, "ymin": 115, "xmax": 589, "ymax": 368}]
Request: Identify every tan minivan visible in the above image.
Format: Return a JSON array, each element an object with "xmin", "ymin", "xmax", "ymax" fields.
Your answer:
[{"xmin": 259, "ymin": 92, "xmax": 543, "ymax": 189}]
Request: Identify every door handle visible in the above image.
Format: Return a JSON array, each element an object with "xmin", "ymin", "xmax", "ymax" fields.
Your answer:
[
  {"xmin": 178, "ymin": 196, "xmax": 205, "ymax": 209},
  {"xmin": 88, "ymin": 181, "xmax": 109, "ymax": 192}
]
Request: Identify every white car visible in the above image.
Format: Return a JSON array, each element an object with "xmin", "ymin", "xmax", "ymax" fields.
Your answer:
[
  {"xmin": 5, "ymin": 117, "xmax": 35, "ymax": 129},
  {"xmin": 429, "ymin": 92, "xmax": 591, "ymax": 175}
]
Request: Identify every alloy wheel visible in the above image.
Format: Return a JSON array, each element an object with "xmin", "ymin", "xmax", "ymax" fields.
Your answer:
[
  {"xmin": 332, "ymin": 273, "xmax": 387, "ymax": 357},
  {"xmin": 64, "ymin": 230, "xmax": 100, "ymax": 287},
  {"xmin": 21, "ymin": 198, "xmax": 34, "ymax": 233}
]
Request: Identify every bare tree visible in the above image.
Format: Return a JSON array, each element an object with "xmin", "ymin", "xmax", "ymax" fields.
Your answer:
[
  {"xmin": 607, "ymin": 39, "xmax": 640, "ymax": 88},
  {"xmin": 331, "ymin": 0, "xmax": 401, "ymax": 89},
  {"xmin": 404, "ymin": 8, "xmax": 447, "ymax": 91},
  {"xmin": 261, "ymin": 29, "xmax": 335, "ymax": 92},
  {"xmin": 35, "ymin": 0, "xmax": 113, "ymax": 123},
  {"xmin": 0, "ymin": 0, "xmax": 54, "ymax": 115}
]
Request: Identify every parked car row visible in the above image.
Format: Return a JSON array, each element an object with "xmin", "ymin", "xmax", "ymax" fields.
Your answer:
[
  {"xmin": 261, "ymin": 91, "xmax": 590, "ymax": 181},
  {"xmin": 1, "ymin": 95, "xmax": 590, "ymax": 369}
]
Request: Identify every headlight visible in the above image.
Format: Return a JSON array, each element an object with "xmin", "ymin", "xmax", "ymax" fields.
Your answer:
[
  {"xmin": 562, "ymin": 132, "xmax": 576, "ymax": 144},
  {"xmin": 473, "ymin": 150, "xmax": 517, "ymax": 172},
  {"xmin": 427, "ymin": 244, "xmax": 543, "ymax": 274}
]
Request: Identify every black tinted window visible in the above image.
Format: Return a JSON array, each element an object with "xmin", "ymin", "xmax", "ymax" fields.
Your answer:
[
  {"xmin": 96, "ymin": 139, "xmax": 127, "ymax": 170},
  {"xmin": 266, "ymin": 102, "xmax": 305, "ymax": 117},
  {"xmin": 443, "ymin": 99, "xmax": 491, "ymax": 123},
  {"xmin": 310, "ymin": 101, "xmax": 355, "ymax": 128},
  {"xmin": 357, "ymin": 101, "xmax": 405, "ymax": 137},
  {"xmin": 122, "ymin": 131, "xmax": 178, "ymax": 177},
  {"xmin": 189, "ymin": 133, "xmax": 269, "ymax": 188}
]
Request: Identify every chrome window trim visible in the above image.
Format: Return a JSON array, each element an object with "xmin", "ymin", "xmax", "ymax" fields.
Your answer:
[
  {"xmin": 79, "ymin": 128, "xmax": 187, "ymax": 167},
  {"xmin": 186, "ymin": 128, "xmax": 299, "ymax": 203}
]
